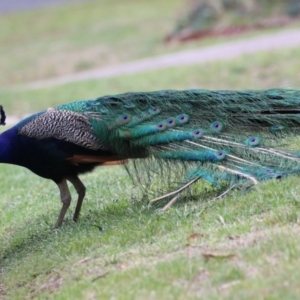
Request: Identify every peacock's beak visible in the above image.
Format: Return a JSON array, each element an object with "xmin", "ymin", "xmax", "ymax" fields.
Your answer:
[{"xmin": 0, "ymin": 105, "xmax": 6, "ymax": 125}]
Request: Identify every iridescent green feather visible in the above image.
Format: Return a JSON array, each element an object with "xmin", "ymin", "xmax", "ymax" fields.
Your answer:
[{"xmin": 54, "ymin": 89, "xmax": 300, "ymax": 202}]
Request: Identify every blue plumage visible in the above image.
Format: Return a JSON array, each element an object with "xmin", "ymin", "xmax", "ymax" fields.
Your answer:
[{"xmin": 2, "ymin": 88, "xmax": 300, "ymax": 227}]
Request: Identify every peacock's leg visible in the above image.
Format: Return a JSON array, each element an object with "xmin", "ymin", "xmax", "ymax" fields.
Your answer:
[
  {"xmin": 67, "ymin": 175, "xmax": 86, "ymax": 222},
  {"xmin": 55, "ymin": 178, "xmax": 71, "ymax": 228}
]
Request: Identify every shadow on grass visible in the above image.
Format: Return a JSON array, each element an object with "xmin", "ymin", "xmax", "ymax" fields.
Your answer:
[
  {"xmin": 0, "ymin": 199, "xmax": 155, "ymax": 264},
  {"xmin": 0, "ymin": 182, "xmax": 245, "ymax": 268}
]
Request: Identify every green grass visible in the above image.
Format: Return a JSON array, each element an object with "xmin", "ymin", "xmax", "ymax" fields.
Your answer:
[
  {"xmin": 0, "ymin": 0, "xmax": 179, "ymax": 86},
  {"xmin": 1, "ymin": 164, "xmax": 300, "ymax": 299},
  {"xmin": 1, "ymin": 0, "xmax": 299, "ymax": 87}
]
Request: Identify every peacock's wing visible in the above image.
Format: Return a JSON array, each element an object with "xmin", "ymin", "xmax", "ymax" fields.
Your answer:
[{"xmin": 18, "ymin": 108, "xmax": 103, "ymax": 150}]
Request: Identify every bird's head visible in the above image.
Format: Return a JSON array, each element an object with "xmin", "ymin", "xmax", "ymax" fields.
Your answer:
[{"xmin": 0, "ymin": 105, "xmax": 6, "ymax": 126}]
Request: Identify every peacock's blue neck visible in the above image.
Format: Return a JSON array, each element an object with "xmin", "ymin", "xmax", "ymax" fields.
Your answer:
[{"xmin": 0, "ymin": 127, "xmax": 21, "ymax": 165}]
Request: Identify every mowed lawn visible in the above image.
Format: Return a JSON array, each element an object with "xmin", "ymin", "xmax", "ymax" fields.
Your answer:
[{"xmin": 1, "ymin": 1, "xmax": 300, "ymax": 299}]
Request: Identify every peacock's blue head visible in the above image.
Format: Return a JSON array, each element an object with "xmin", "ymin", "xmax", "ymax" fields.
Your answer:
[
  {"xmin": 0, "ymin": 105, "xmax": 6, "ymax": 126},
  {"xmin": 0, "ymin": 106, "xmax": 20, "ymax": 164}
]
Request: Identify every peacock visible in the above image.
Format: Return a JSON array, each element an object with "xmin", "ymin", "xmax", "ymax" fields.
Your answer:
[{"xmin": 1, "ymin": 88, "xmax": 300, "ymax": 227}]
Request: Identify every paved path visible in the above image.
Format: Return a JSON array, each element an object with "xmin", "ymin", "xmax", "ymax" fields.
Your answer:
[
  {"xmin": 25, "ymin": 28, "xmax": 300, "ymax": 90},
  {"xmin": 0, "ymin": 0, "xmax": 84, "ymax": 13}
]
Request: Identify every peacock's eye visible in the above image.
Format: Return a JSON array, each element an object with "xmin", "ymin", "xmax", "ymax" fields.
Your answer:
[
  {"xmin": 156, "ymin": 122, "xmax": 166, "ymax": 131},
  {"xmin": 192, "ymin": 129, "xmax": 204, "ymax": 138},
  {"xmin": 214, "ymin": 151, "xmax": 226, "ymax": 161},
  {"xmin": 148, "ymin": 107, "xmax": 161, "ymax": 115},
  {"xmin": 270, "ymin": 124, "xmax": 284, "ymax": 132},
  {"xmin": 210, "ymin": 121, "xmax": 224, "ymax": 133},
  {"xmin": 245, "ymin": 136, "xmax": 260, "ymax": 147},
  {"xmin": 176, "ymin": 114, "xmax": 189, "ymax": 124},
  {"xmin": 165, "ymin": 117, "xmax": 176, "ymax": 128}
]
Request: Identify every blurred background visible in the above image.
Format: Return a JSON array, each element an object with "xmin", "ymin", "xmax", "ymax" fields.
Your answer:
[{"xmin": 1, "ymin": 0, "xmax": 300, "ymax": 120}]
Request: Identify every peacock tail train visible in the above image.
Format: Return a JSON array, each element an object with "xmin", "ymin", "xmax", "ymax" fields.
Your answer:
[
  {"xmin": 18, "ymin": 89, "xmax": 300, "ymax": 207},
  {"xmin": 4, "ymin": 88, "xmax": 300, "ymax": 226}
]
